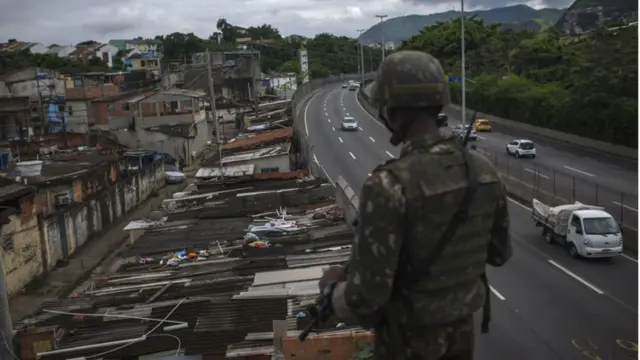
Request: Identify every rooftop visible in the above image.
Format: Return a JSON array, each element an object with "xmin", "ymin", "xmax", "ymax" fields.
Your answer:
[
  {"xmin": 221, "ymin": 127, "xmax": 293, "ymax": 154},
  {"xmin": 221, "ymin": 143, "xmax": 290, "ymax": 165},
  {"xmin": 15, "ymin": 174, "xmax": 357, "ymax": 360}
]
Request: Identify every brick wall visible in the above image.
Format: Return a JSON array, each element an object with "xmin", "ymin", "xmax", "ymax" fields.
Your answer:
[
  {"xmin": 65, "ymin": 84, "xmax": 120, "ymax": 100},
  {"xmin": 282, "ymin": 332, "xmax": 374, "ymax": 360},
  {"xmin": 93, "ymin": 101, "xmax": 156, "ymax": 125}
]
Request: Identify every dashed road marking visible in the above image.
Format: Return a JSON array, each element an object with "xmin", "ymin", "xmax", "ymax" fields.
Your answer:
[
  {"xmin": 385, "ymin": 150, "xmax": 395, "ymax": 158},
  {"xmin": 325, "ymin": 112, "xmax": 329, "ymax": 117},
  {"xmin": 349, "ymin": 152, "xmax": 356, "ymax": 160},
  {"xmin": 332, "ymin": 127, "xmax": 336, "ymax": 131},
  {"xmin": 525, "ymin": 168, "xmax": 550, "ymax": 179},
  {"xmin": 490, "ymin": 286, "xmax": 506, "ymax": 300},
  {"xmin": 358, "ymin": 126, "xmax": 363, "ymax": 131},
  {"xmin": 338, "ymin": 137, "xmax": 343, "ymax": 143},
  {"xmin": 369, "ymin": 136, "xmax": 375, "ymax": 142},
  {"xmin": 367, "ymin": 173, "xmax": 372, "ymax": 177},
  {"xmin": 548, "ymin": 260, "xmax": 604, "ymax": 295},
  {"xmin": 564, "ymin": 165, "xmax": 596, "ymax": 177}
]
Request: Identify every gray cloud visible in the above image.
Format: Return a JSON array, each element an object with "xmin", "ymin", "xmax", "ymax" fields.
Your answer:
[{"xmin": 0, "ymin": 0, "xmax": 568, "ymax": 46}]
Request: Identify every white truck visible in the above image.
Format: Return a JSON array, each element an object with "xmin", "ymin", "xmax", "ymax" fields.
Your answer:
[{"xmin": 532, "ymin": 199, "xmax": 624, "ymax": 259}]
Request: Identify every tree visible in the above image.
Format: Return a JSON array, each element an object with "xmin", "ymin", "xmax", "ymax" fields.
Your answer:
[{"xmin": 400, "ymin": 18, "xmax": 637, "ymax": 147}]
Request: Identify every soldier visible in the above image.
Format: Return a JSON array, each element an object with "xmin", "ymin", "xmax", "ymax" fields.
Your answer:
[{"xmin": 319, "ymin": 50, "xmax": 513, "ymax": 359}]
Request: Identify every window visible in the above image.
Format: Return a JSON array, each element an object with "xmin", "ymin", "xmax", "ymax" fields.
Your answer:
[
  {"xmin": 570, "ymin": 215, "xmax": 581, "ymax": 230},
  {"xmin": 260, "ymin": 167, "xmax": 280, "ymax": 173},
  {"xmin": 182, "ymin": 100, "xmax": 193, "ymax": 110},
  {"xmin": 141, "ymin": 60, "xmax": 146, "ymax": 67},
  {"xmin": 583, "ymin": 217, "xmax": 620, "ymax": 235},
  {"xmin": 121, "ymin": 103, "xmax": 131, "ymax": 111},
  {"xmin": 1, "ymin": 233, "xmax": 13, "ymax": 252},
  {"xmin": 519, "ymin": 142, "xmax": 535, "ymax": 150},
  {"xmin": 67, "ymin": 106, "xmax": 73, "ymax": 115}
]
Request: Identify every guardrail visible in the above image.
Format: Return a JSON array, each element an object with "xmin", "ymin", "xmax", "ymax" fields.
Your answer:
[
  {"xmin": 292, "ymin": 73, "xmax": 376, "ymax": 179},
  {"xmin": 357, "ymin": 83, "xmax": 639, "ymax": 253}
]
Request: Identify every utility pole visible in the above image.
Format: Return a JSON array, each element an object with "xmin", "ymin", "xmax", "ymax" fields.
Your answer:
[
  {"xmin": 375, "ymin": 15, "xmax": 388, "ymax": 59},
  {"xmin": 0, "ymin": 230, "xmax": 15, "ymax": 360},
  {"xmin": 460, "ymin": 0, "xmax": 466, "ymax": 126},
  {"xmin": 357, "ymin": 29, "xmax": 366, "ymax": 82},
  {"xmin": 206, "ymin": 50, "xmax": 224, "ymax": 177}
]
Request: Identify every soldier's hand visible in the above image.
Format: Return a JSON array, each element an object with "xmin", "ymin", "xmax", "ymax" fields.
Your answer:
[{"xmin": 319, "ymin": 265, "xmax": 347, "ymax": 292}]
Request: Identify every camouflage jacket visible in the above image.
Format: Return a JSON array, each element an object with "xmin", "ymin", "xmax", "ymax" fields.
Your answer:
[{"xmin": 332, "ymin": 130, "xmax": 512, "ymax": 326}]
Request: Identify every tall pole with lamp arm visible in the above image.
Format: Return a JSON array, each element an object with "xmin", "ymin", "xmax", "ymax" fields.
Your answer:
[
  {"xmin": 357, "ymin": 29, "xmax": 366, "ymax": 84},
  {"xmin": 460, "ymin": 0, "xmax": 466, "ymax": 126},
  {"xmin": 375, "ymin": 15, "xmax": 388, "ymax": 59}
]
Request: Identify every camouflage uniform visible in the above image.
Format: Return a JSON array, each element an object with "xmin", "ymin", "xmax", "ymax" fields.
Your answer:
[{"xmin": 330, "ymin": 51, "xmax": 513, "ymax": 359}]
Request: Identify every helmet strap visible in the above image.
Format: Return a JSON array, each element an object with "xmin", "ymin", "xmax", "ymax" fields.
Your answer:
[{"xmin": 379, "ymin": 107, "xmax": 413, "ymax": 147}]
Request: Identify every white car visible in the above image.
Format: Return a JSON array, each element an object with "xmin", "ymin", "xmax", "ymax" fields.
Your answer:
[
  {"xmin": 341, "ymin": 116, "xmax": 358, "ymax": 131},
  {"xmin": 506, "ymin": 139, "xmax": 536, "ymax": 158},
  {"xmin": 342, "ymin": 84, "xmax": 348, "ymax": 88},
  {"xmin": 164, "ymin": 164, "xmax": 186, "ymax": 184},
  {"xmin": 453, "ymin": 125, "xmax": 477, "ymax": 141}
]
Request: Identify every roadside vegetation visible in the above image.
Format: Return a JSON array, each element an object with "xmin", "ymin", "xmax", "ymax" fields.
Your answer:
[{"xmin": 400, "ymin": 18, "xmax": 637, "ymax": 147}]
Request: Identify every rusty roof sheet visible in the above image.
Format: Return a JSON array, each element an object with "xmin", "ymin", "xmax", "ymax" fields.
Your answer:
[{"xmin": 221, "ymin": 128, "xmax": 293, "ymax": 152}]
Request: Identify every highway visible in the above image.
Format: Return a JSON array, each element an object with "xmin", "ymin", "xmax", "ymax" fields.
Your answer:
[
  {"xmin": 363, "ymin": 84, "xmax": 639, "ymax": 230},
  {"xmin": 303, "ymin": 84, "xmax": 639, "ymax": 360}
]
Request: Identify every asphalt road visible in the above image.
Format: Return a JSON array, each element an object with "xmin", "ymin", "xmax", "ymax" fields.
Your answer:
[
  {"xmin": 360, "ymin": 84, "xmax": 639, "ymax": 230},
  {"xmin": 303, "ymin": 84, "xmax": 639, "ymax": 360}
]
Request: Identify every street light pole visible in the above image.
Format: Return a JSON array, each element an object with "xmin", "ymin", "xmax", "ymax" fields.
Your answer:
[
  {"xmin": 460, "ymin": 0, "xmax": 466, "ymax": 126},
  {"xmin": 357, "ymin": 29, "xmax": 366, "ymax": 83},
  {"xmin": 375, "ymin": 15, "xmax": 388, "ymax": 59}
]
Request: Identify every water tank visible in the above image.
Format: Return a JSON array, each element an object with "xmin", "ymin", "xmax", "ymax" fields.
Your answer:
[{"xmin": 16, "ymin": 160, "xmax": 44, "ymax": 177}]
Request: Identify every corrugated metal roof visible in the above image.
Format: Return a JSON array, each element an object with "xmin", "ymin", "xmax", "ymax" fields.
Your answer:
[
  {"xmin": 221, "ymin": 128, "xmax": 293, "ymax": 152},
  {"xmin": 195, "ymin": 164, "xmax": 255, "ymax": 179},
  {"xmin": 221, "ymin": 143, "xmax": 290, "ymax": 164}
]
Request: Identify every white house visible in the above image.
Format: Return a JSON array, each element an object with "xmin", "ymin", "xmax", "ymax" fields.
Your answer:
[
  {"xmin": 96, "ymin": 44, "xmax": 120, "ymax": 68},
  {"xmin": 46, "ymin": 45, "xmax": 75, "ymax": 57},
  {"xmin": 26, "ymin": 43, "xmax": 48, "ymax": 54}
]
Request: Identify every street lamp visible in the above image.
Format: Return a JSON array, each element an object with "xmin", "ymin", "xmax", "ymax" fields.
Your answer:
[
  {"xmin": 357, "ymin": 29, "xmax": 365, "ymax": 83},
  {"xmin": 460, "ymin": 0, "xmax": 466, "ymax": 126},
  {"xmin": 375, "ymin": 15, "xmax": 388, "ymax": 59}
]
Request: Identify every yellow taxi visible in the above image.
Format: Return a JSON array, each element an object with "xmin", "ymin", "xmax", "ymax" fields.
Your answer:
[{"xmin": 473, "ymin": 119, "xmax": 492, "ymax": 132}]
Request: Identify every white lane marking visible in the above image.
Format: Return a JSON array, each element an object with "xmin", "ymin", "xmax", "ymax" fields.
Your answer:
[
  {"xmin": 358, "ymin": 126, "xmax": 363, "ymax": 131},
  {"xmin": 313, "ymin": 154, "xmax": 334, "ymax": 186},
  {"xmin": 369, "ymin": 136, "xmax": 376, "ymax": 143},
  {"xmin": 507, "ymin": 197, "xmax": 532, "ymax": 211},
  {"xmin": 349, "ymin": 152, "xmax": 356, "ymax": 160},
  {"xmin": 612, "ymin": 201, "xmax": 638, "ymax": 212},
  {"xmin": 325, "ymin": 112, "xmax": 329, "ymax": 117},
  {"xmin": 332, "ymin": 127, "xmax": 336, "ymax": 131},
  {"xmin": 548, "ymin": 260, "xmax": 604, "ymax": 294},
  {"xmin": 564, "ymin": 165, "xmax": 595, "ymax": 177},
  {"xmin": 622, "ymin": 254, "xmax": 638, "ymax": 263},
  {"xmin": 338, "ymin": 137, "xmax": 343, "ymax": 143},
  {"xmin": 327, "ymin": 118, "xmax": 331, "ymax": 123},
  {"xmin": 303, "ymin": 89, "xmax": 318, "ymax": 136},
  {"xmin": 346, "ymin": 113, "xmax": 350, "ymax": 116},
  {"xmin": 490, "ymin": 286, "xmax": 506, "ymax": 300},
  {"xmin": 368, "ymin": 173, "xmax": 372, "ymax": 177},
  {"xmin": 477, "ymin": 135, "xmax": 487, "ymax": 140},
  {"xmin": 525, "ymin": 168, "xmax": 550, "ymax": 179},
  {"xmin": 385, "ymin": 150, "xmax": 395, "ymax": 158}
]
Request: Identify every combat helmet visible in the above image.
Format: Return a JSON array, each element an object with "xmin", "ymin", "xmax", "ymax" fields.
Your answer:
[{"xmin": 370, "ymin": 50, "xmax": 451, "ymax": 109}]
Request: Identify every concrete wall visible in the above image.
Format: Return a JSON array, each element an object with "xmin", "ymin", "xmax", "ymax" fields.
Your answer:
[
  {"xmin": 8, "ymin": 79, "xmax": 65, "ymax": 100},
  {"xmin": 66, "ymin": 100, "xmax": 91, "ymax": 133},
  {"xmin": 0, "ymin": 196, "xmax": 43, "ymax": 297},
  {"xmin": 227, "ymin": 154, "xmax": 291, "ymax": 174},
  {"xmin": 41, "ymin": 163, "xmax": 164, "ymax": 272}
]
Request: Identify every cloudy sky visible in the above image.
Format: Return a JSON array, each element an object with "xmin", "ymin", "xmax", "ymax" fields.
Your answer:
[{"xmin": 0, "ymin": 0, "xmax": 573, "ymax": 45}]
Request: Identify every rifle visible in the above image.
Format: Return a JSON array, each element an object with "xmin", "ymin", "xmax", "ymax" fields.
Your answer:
[
  {"xmin": 298, "ymin": 281, "xmax": 338, "ymax": 341},
  {"xmin": 461, "ymin": 111, "xmax": 478, "ymax": 148},
  {"xmin": 298, "ymin": 217, "xmax": 357, "ymax": 342}
]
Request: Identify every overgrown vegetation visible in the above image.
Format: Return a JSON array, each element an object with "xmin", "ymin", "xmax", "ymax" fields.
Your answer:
[
  {"xmin": 156, "ymin": 18, "xmax": 385, "ymax": 79},
  {"xmin": 400, "ymin": 18, "xmax": 637, "ymax": 147}
]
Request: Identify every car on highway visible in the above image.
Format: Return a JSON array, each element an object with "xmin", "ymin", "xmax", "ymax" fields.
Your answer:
[
  {"xmin": 342, "ymin": 83, "xmax": 348, "ymax": 88},
  {"xmin": 532, "ymin": 199, "xmax": 623, "ymax": 259},
  {"xmin": 473, "ymin": 119, "xmax": 492, "ymax": 132},
  {"xmin": 506, "ymin": 139, "xmax": 536, "ymax": 158},
  {"xmin": 453, "ymin": 125, "xmax": 477, "ymax": 141},
  {"xmin": 341, "ymin": 116, "xmax": 359, "ymax": 131}
]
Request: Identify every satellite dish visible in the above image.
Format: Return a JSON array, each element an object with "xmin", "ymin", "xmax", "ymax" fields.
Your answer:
[{"xmin": 149, "ymin": 210, "xmax": 164, "ymax": 222}]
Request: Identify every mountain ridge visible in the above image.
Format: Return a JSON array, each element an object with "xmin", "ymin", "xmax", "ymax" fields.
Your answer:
[{"xmin": 358, "ymin": 4, "xmax": 566, "ymax": 44}]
